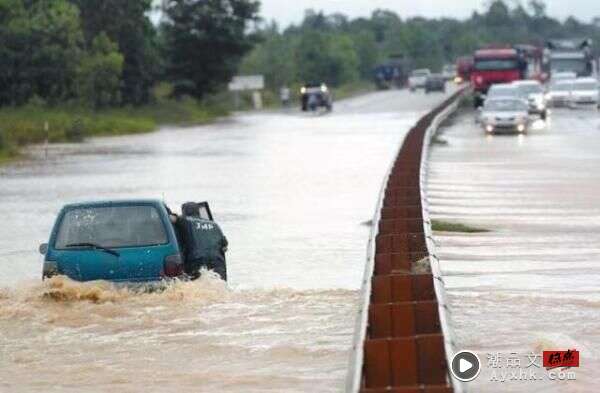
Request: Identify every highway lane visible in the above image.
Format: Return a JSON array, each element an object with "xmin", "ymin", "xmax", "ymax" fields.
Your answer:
[
  {"xmin": 0, "ymin": 88, "xmax": 451, "ymax": 392},
  {"xmin": 429, "ymin": 107, "xmax": 600, "ymax": 392}
]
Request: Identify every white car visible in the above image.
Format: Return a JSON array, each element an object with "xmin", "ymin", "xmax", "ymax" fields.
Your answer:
[
  {"xmin": 568, "ymin": 78, "xmax": 599, "ymax": 108},
  {"xmin": 512, "ymin": 80, "xmax": 548, "ymax": 119},
  {"xmin": 485, "ymin": 84, "xmax": 520, "ymax": 101},
  {"xmin": 476, "ymin": 84, "xmax": 521, "ymax": 123},
  {"xmin": 479, "ymin": 98, "xmax": 530, "ymax": 134},
  {"xmin": 546, "ymin": 80, "xmax": 574, "ymax": 107},
  {"xmin": 409, "ymin": 69, "xmax": 431, "ymax": 91},
  {"xmin": 551, "ymin": 71, "xmax": 577, "ymax": 82}
]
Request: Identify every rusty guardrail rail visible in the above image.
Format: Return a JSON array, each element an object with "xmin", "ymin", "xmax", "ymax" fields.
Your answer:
[{"xmin": 346, "ymin": 89, "xmax": 466, "ymax": 393}]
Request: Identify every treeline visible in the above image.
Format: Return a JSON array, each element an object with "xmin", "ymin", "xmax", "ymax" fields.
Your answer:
[
  {"xmin": 240, "ymin": 0, "xmax": 600, "ymax": 90},
  {"xmin": 0, "ymin": 0, "xmax": 260, "ymax": 109}
]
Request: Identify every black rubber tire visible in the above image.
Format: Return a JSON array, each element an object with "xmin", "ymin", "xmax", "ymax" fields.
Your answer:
[{"xmin": 541, "ymin": 110, "xmax": 547, "ymax": 121}]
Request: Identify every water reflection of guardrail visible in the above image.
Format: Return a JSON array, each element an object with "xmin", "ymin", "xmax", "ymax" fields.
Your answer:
[{"xmin": 346, "ymin": 89, "xmax": 466, "ymax": 393}]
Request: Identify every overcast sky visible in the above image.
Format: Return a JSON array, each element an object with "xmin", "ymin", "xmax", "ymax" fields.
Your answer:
[{"xmin": 259, "ymin": 0, "xmax": 600, "ymax": 27}]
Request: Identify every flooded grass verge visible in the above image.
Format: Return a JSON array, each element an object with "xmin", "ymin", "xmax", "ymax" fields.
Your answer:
[
  {"xmin": 0, "ymin": 97, "xmax": 229, "ymax": 165},
  {"xmin": 431, "ymin": 219, "xmax": 490, "ymax": 233}
]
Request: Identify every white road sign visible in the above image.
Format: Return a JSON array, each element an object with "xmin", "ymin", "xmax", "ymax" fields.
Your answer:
[{"xmin": 228, "ymin": 75, "xmax": 265, "ymax": 91}]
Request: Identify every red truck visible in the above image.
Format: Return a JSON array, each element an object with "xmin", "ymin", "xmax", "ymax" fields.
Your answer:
[{"xmin": 471, "ymin": 48, "xmax": 526, "ymax": 106}]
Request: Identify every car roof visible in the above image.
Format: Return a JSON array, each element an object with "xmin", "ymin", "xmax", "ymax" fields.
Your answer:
[
  {"xmin": 63, "ymin": 199, "xmax": 166, "ymax": 210},
  {"xmin": 573, "ymin": 78, "xmax": 598, "ymax": 83},
  {"xmin": 484, "ymin": 97, "xmax": 527, "ymax": 107},
  {"xmin": 513, "ymin": 80, "xmax": 541, "ymax": 86},
  {"xmin": 486, "ymin": 97, "xmax": 523, "ymax": 102},
  {"xmin": 489, "ymin": 84, "xmax": 517, "ymax": 90}
]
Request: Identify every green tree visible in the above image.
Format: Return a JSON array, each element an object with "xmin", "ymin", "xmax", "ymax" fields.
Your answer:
[
  {"xmin": 352, "ymin": 30, "xmax": 381, "ymax": 79},
  {"xmin": 69, "ymin": 0, "xmax": 159, "ymax": 105},
  {"xmin": 0, "ymin": 0, "xmax": 83, "ymax": 106},
  {"xmin": 76, "ymin": 33, "xmax": 124, "ymax": 108},
  {"xmin": 240, "ymin": 25, "xmax": 298, "ymax": 89},
  {"xmin": 296, "ymin": 32, "xmax": 359, "ymax": 86},
  {"xmin": 163, "ymin": 0, "xmax": 260, "ymax": 100}
]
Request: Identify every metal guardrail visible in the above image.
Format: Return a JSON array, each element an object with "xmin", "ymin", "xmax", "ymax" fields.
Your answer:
[
  {"xmin": 346, "ymin": 89, "xmax": 466, "ymax": 393},
  {"xmin": 421, "ymin": 93, "xmax": 466, "ymax": 393}
]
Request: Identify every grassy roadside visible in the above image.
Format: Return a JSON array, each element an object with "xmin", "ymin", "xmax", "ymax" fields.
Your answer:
[
  {"xmin": 432, "ymin": 219, "xmax": 490, "ymax": 233},
  {"xmin": 333, "ymin": 80, "xmax": 376, "ymax": 101},
  {"xmin": 0, "ymin": 80, "xmax": 375, "ymax": 163},
  {"xmin": 0, "ymin": 96, "xmax": 229, "ymax": 163}
]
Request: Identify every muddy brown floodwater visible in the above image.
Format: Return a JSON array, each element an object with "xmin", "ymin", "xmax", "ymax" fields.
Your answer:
[
  {"xmin": 0, "ymin": 90, "xmax": 450, "ymax": 392},
  {"xmin": 429, "ymin": 108, "xmax": 600, "ymax": 392}
]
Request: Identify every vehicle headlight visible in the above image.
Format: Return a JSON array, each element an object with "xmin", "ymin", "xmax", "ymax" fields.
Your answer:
[
  {"xmin": 321, "ymin": 85, "xmax": 328, "ymax": 93},
  {"xmin": 300, "ymin": 87, "xmax": 306, "ymax": 94}
]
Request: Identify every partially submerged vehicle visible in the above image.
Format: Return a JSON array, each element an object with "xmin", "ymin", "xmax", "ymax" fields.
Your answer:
[
  {"xmin": 39, "ymin": 200, "xmax": 228, "ymax": 283},
  {"xmin": 300, "ymin": 83, "xmax": 333, "ymax": 112},
  {"xmin": 479, "ymin": 97, "xmax": 530, "ymax": 134}
]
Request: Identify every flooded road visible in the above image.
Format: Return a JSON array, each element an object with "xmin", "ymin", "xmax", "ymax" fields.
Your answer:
[
  {"xmin": 0, "ymin": 90, "xmax": 449, "ymax": 392},
  {"xmin": 429, "ymin": 108, "xmax": 600, "ymax": 392}
]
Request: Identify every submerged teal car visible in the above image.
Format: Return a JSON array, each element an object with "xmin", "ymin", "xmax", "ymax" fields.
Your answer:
[{"xmin": 39, "ymin": 199, "xmax": 227, "ymax": 283}]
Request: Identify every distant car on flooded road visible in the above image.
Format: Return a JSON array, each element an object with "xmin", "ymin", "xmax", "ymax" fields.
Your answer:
[
  {"xmin": 485, "ymin": 83, "xmax": 520, "ymax": 101},
  {"xmin": 546, "ymin": 80, "xmax": 574, "ymax": 107},
  {"xmin": 408, "ymin": 68, "xmax": 431, "ymax": 91},
  {"xmin": 300, "ymin": 82, "xmax": 333, "ymax": 112},
  {"xmin": 39, "ymin": 200, "xmax": 228, "ymax": 283},
  {"xmin": 567, "ymin": 78, "xmax": 599, "ymax": 108},
  {"xmin": 424, "ymin": 74, "xmax": 446, "ymax": 93},
  {"xmin": 513, "ymin": 80, "xmax": 548, "ymax": 119},
  {"xmin": 479, "ymin": 97, "xmax": 530, "ymax": 134}
]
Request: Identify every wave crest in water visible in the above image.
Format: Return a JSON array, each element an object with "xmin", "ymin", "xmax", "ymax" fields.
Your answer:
[{"xmin": 0, "ymin": 274, "xmax": 231, "ymax": 321}]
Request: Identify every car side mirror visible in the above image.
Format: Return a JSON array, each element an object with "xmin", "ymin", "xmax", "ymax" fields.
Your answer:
[{"xmin": 39, "ymin": 243, "xmax": 48, "ymax": 255}]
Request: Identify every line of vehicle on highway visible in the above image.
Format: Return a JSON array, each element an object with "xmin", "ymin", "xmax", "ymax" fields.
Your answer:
[{"xmin": 476, "ymin": 76, "xmax": 599, "ymax": 135}]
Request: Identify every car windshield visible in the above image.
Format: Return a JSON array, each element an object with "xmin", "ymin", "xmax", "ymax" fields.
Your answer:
[
  {"xmin": 517, "ymin": 84, "xmax": 543, "ymax": 95},
  {"xmin": 55, "ymin": 205, "xmax": 168, "ymax": 249},
  {"xmin": 474, "ymin": 59, "xmax": 518, "ymax": 71},
  {"xmin": 551, "ymin": 59, "xmax": 587, "ymax": 74},
  {"xmin": 572, "ymin": 82, "xmax": 598, "ymax": 91},
  {"xmin": 488, "ymin": 87, "xmax": 517, "ymax": 97},
  {"xmin": 552, "ymin": 83, "xmax": 573, "ymax": 92},
  {"xmin": 484, "ymin": 100, "xmax": 527, "ymax": 111}
]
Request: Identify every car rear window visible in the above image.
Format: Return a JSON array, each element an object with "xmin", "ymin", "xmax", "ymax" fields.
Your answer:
[
  {"xmin": 55, "ymin": 205, "xmax": 168, "ymax": 249},
  {"xmin": 518, "ymin": 84, "xmax": 543, "ymax": 94},
  {"xmin": 573, "ymin": 82, "xmax": 598, "ymax": 91},
  {"xmin": 485, "ymin": 99, "xmax": 527, "ymax": 111}
]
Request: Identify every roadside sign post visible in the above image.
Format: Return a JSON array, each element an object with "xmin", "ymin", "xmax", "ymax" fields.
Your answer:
[{"xmin": 228, "ymin": 75, "xmax": 265, "ymax": 110}]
